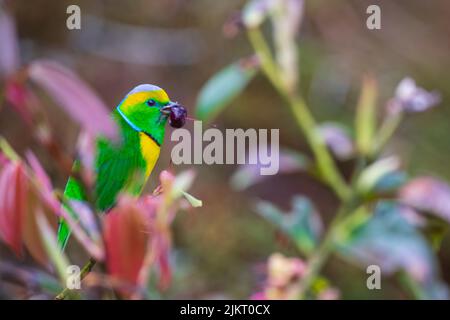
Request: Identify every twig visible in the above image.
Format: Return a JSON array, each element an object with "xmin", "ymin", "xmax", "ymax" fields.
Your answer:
[
  {"xmin": 54, "ymin": 258, "xmax": 97, "ymax": 300},
  {"xmin": 247, "ymin": 28, "xmax": 350, "ymax": 201}
]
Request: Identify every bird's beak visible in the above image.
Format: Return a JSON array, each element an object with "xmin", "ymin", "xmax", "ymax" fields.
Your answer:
[{"xmin": 161, "ymin": 102, "xmax": 179, "ymax": 115}]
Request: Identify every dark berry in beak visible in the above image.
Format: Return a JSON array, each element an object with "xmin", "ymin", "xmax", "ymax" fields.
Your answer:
[{"xmin": 169, "ymin": 105, "xmax": 187, "ymax": 128}]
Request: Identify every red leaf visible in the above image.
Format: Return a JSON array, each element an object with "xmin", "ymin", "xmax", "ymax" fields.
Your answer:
[
  {"xmin": 0, "ymin": 9, "xmax": 20, "ymax": 77},
  {"xmin": 0, "ymin": 161, "xmax": 27, "ymax": 255},
  {"xmin": 104, "ymin": 198, "xmax": 150, "ymax": 294},
  {"xmin": 28, "ymin": 60, "xmax": 118, "ymax": 140}
]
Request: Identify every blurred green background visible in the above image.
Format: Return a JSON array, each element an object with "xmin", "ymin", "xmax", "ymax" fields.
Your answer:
[{"xmin": 1, "ymin": 0, "xmax": 450, "ymax": 299}]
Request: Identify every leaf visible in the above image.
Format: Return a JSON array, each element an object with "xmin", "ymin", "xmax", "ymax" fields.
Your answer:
[
  {"xmin": 255, "ymin": 196, "xmax": 322, "ymax": 254},
  {"xmin": 25, "ymin": 151, "xmax": 52, "ymax": 191},
  {"xmin": 338, "ymin": 201, "xmax": 448, "ymax": 299},
  {"xmin": 28, "ymin": 60, "xmax": 118, "ymax": 140},
  {"xmin": 0, "ymin": 161, "xmax": 27, "ymax": 255},
  {"xmin": 36, "ymin": 211, "xmax": 70, "ymax": 283},
  {"xmin": 355, "ymin": 75, "xmax": 378, "ymax": 155},
  {"xmin": 356, "ymin": 156, "xmax": 401, "ymax": 195},
  {"xmin": 399, "ymin": 177, "xmax": 450, "ymax": 224},
  {"xmin": 0, "ymin": 8, "xmax": 20, "ymax": 77},
  {"xmin": 181, "ymin": 191, "xmax": 203, "ymax": 208},
  {"xmin": 242, "ymin": 0, "xmax": 272, "ymax": 28},
  {"xmin": 0, "ymin": 151, "xmax": 7, "ymax": 167},
  {"xmin": 160, "ymin": 170, "xmax": 202, "ymax": 208},
  {"xmin": 0, "ymin": 153, "xmax": 60, "ymax": 267},
  {"xmin": 195, "ymin": 58, "xmax": 258, "ymax": 122},
  {"xmin": 22, "ymin": 183, "xmax": 58, "ymax": 268},
  {"xmin": 317, "ymin": 123, "xmax": 355, "ymax": 160},
  {"xmin": 373, "ymin": 171, "xmax": 407, "ymax": 193},
  {"xmin": 171, "ymin": 170, "xmax": 196, "ymax": 198},
  {"xmin": 68, "ymin": 200, "xmax": 103, "ymax": 250},
  {"xmin": 104, "ymin": 197, "xmax": 150, "ymax": 293},
  {"xmin": 0, "ymin": 137, "xmax": 20, "ymax": 162},
  {"xmin": 270, "ymin": 0, "xmax": 304, "ymax": 93},
  {"xmin": 230, "ymin": 148, "xmax": 309, "ymax": 190}
]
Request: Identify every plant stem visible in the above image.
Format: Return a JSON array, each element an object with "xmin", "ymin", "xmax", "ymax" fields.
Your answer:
[
  {"xmin": 54, "ymin": 258, "xmax": 97, "ymax": 300},
  {"xmin": 247, "ymin": 28, "xmax": 350, "ymax": 200},
  {"xmin": 297, "ymin": 197, "xmax": 358, "ymax": 298},
  {"xmin": 373, "ymin": 112, "xmax": 404, "ymax": 155},
  {"xmin": 247, "ymin": 27, "xmax": 360, "ymax": 297}
]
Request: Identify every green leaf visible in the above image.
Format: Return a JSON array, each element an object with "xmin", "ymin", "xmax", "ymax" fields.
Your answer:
[
  {"xmin": 195, "ymin": 59, "xmax": 258, "ymax": 122},
  {"xmin": 181, "ymin": 191, "xmax": 203, "ymax": 208},
  {"xmin": 355, "ymin": 75, "xmax": 378, "ymax": 156},
  {"xmin": 255, "ymin": 196, "xmax": 322, "ymax": 255},
  {"xmin": 356, "ymin": 156, "xmax": 400, "ymax": 195},
  {"xmin": 0, "ymin": 137, "xmax": 20, "ymax": 162},
  {"xmin": 36, "ymin": 212, "xmax": 70, "ymax": 284},
  {"xmin": 172, "ymin": 169, "xmax": 196, "ymax": 198},
  {"xmin": 338, "ymin": 201, "xmax": 448, "ymax": 299}
]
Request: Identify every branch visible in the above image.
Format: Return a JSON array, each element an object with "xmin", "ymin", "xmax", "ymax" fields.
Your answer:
[{"xmin": 54, "ymin": 258, "xmax": 97, "ymax": 300}]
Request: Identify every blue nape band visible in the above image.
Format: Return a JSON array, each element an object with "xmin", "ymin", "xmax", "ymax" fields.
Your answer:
[{"xmin": 116, "ymin": 107, "xmax": 142, "ymax": 132}]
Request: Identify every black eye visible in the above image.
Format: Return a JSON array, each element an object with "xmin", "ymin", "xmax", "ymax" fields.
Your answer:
[{"xmin": 146, "ymin": 99, "xmax": 156, "ymax": 107}]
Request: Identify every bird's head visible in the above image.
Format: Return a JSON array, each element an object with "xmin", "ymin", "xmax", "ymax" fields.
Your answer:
[{"xmin": 116, "ymin": 84, "xmax": 187, "ymax": 143}]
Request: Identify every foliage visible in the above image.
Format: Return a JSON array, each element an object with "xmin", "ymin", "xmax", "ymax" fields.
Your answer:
[
  {"xmin": 0, "ymin": 3, "xmax": 201, "ymax": 299},
  {"xmin": 1, "ymin": 0, "xmax": 450, "ymax": 300},
  {"xmin": 195, "ymin": 0, "xmax": 449, "ymax": 299}
]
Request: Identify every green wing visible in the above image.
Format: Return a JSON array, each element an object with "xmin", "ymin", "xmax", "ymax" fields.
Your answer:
[{"xmin": 95, "ymin": 137, "xmax": 145, "ymax": 211}]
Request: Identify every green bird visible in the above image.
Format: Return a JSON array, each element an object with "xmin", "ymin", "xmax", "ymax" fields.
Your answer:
[{"xmin": 57, "ymin": 84, "xmax": 187, "ymax": 250}]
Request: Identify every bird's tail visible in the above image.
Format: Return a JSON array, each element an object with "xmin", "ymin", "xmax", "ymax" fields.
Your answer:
[
  {"xmin": 57, "ymin": 163, "xmax": 87, "ymax": 251},
  {"xmin": 57, "ymin": 217, "xmax": 72, "ymax": 251}
]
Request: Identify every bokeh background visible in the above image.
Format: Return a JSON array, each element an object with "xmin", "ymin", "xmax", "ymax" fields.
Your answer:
[{"xmin": 1, "ymin": 0, "xmax": 450, "ymax": 299}]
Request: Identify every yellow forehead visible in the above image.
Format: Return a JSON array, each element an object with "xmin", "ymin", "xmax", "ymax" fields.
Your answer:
[{"xmin": 120, "ymin": 89, "xmax": 170, "ymax": 112}]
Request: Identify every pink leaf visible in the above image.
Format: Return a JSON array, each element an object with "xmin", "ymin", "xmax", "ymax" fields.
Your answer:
[
  {"xmin": 28, "ymin": 60, "xmax": 118, "ymax": 140},
  {"xmin": 69, "ymin": 200, "xmax": 103, "ymax": 250},
  {"xmin": 22, "ymin": 183, "xmax": 58, "ymax": 268},
  {"xmin": 25, "ymin": 151, "xmax": 52, "ymax": 191},
  {"xmin": 0, "ymin": 152, "xmax": 8, "ymax": 167},
  {"xmin": 0, "ymin": 9, "xmax": 20, "ymax": 77},
  {"xmin": 399, "ymin": 177, "xmax": 450, "ymax": 223},
  {"xmin": 0, "ymin": 161, "xmax": 27, "ymax": 255}
]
